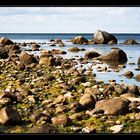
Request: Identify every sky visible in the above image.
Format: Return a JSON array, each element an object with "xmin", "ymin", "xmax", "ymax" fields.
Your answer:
[{"xmin": 0, "ymin": 7, "xmax": 140, "ymax": 33}]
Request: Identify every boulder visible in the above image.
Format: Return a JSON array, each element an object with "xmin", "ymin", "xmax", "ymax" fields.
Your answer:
[
  {"xmin": 39, "ymin": 57, "xmax": 56, "ymax": 66},
  {"xmin": 19, "ymin": 51, "xmax": 38, "ymax": 65},
  {"xmin": 71, "ymin": 36, "xmax": 88, "ymax": 44},
  {"xmin": 95, "ymin": 48, "xmax": 127, "ymax": 63},
  {"xmin": 95, "ymin": 97, "xmax": 130, "ymax": 115},
  {"xmin": 84, "ymin": 51, "xmax": 100, "ymax": 59},
  {"xmin": 79, "ymin": 93, "xmax": 96, "ymax": 110},
  {"xmin": 93, "ymin": 30, "xmax": 117, "ymax": 44},
  {"xmin": 123, "ymin": 39, "xmax": 139, "ymax": 45},
  {"xmin": 51, "ymin": 114, "xmax": 72, "ymax": 126},
  {"xmin": 0, "ymin": 37, "xmax": 14, "ymax": 45},
  {"xmin": 0, "ymin": 107, "xmax": 22, "ymax": 125}
]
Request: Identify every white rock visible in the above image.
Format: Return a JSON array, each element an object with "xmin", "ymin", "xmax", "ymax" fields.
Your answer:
[
  {"xmin": 110, "ymin": 124, "xmax": 123, "ymax": 133},
  {"xmin": 127, "ymin": 97, "xmax": 140, "ymax": 102},
  {"xmin": 64, "ymin": 92, "xmax": 72, "ymax": 98},
  {"xmin": 82, "ymin": 128, "xmax": 90, "ymax": 133},
  {"xmin": 99, "ymin": 88, "xmax": 104, "ymax": 92},
  {"xmin": 81, "ymin": 82, "xmax": 91, "ymax": 87}
]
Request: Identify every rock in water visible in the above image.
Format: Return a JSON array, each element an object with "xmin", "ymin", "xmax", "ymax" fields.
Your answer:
[
  {"xmin": 124, "ymin": 71, "xmax": 134, "ymax": 79},
  {"xmin": 71, "ymin": 36, "xmax": 88, "ymax": 44},
  {"xmin": 123, "ymin": 39, "xmax": 139, "ymax": 45},
  {"xmin": 93, "ymin": 30, "xmax": 117, "ymax": 44},
  {"xmin": 84, "ymin": 51, "xmax": 100, "ymax": 59},
  {"xmin": 95, "ymin": 48, "xmax": 127, "ymax": 63}
]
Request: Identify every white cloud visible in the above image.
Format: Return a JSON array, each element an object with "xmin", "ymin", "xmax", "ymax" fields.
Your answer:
[{"xmin": 0, "ymin": 7, "xmax": 140, "ymax": 33}]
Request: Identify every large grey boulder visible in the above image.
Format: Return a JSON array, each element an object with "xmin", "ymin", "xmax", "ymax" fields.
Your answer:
[{"xmin": 93, "ymin": 30, "xmax": 117, "ymax": 44}]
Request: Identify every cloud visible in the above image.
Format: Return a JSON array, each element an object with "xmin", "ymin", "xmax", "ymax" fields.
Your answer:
[{"xmin": 0, "ymin": 7, "xmax": 140, "ymax": 33}]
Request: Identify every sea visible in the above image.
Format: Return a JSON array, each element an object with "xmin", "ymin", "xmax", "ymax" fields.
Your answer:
[{"xmin": 0, "ymin": 33, "xmax": 140, "ymax": 86}]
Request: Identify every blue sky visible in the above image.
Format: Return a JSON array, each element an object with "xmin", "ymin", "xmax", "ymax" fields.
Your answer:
[{"xmin": 0, "ymin": 7, "xmax": 140, "ymax": 33}]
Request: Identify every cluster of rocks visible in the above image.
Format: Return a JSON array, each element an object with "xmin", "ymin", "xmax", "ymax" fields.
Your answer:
[
  {"xmin": 0, "ymin": 36, "xmax": 140, "ymax": 134},
  {"xmin": 70, "ymin": 30, "xmax": 139, "ymax": 45}
]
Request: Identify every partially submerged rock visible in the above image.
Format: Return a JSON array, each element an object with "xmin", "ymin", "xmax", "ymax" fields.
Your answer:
[
  {"xmin": 123, "ymin": 71, "xmax": 134, "ymax": 79},
  {"xmin": 93, "ymin": 30, "xmax": 117, "ymax": 44},
  {"xmin": 95, "ymin": 48, "xmax": 127, "ymax": 63},
  {"xmin": 84, "ymin": 51, "xmax": 100, "ymax": 59},
  {"xmin": 71, "ymin": 36, "xmax": 88, "ymax": 44},
  {"xmin": 123, "ymin": 39, "xmax": 139, "ymax": 45}
]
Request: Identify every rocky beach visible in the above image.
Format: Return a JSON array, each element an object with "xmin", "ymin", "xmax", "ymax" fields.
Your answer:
[{"xmin": 0, "ymin": 30, "xmax": 140, "ymax": 133}]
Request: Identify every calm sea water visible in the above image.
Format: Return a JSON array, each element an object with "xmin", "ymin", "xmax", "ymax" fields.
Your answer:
[{"xmin": 0, "ymin": 33, "xmax": 140, "ymax": 86}]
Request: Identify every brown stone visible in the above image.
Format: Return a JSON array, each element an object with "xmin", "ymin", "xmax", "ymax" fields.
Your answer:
[
  {"xmin": 95, "ymin": 97, "xmax": 129, "ymax": 115},
  {"xmin": 51, "ymin": 114, "xmax": 72, "ymax": 126}
]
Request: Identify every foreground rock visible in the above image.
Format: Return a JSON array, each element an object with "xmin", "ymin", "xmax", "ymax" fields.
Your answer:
[
  {"xmin": 95, "ymin": 97, "xmax": 130, "ymax": 115},
  {"xmin": 123, "ymin": 39, "xmax": 139, "ymax": 45},
  {"xmin": 93, "ymin": 30, "xmax": 117, "ymax": 44},
  {"xmin": 51, "ymin": 114, "xmax": 72, "ymax": 126},
  {"xmin": 79, "ymin": 93, "xmax": 96, "ymax": 110},
  {"xmin": 29, "ymin": 124, "xmax": 57, "ymax": 133},
  {"xmin": 0, "ymin": 37, "xmax": 14, "ymax": 45},
  {"xmin": 0, "ymin": 107, "xmax": 22, "ymax": 125},
  {"xmin": 71, "ymin": 36, "xmax": 88, "ymax": 44},
  {"xmin": 95, "ymin": 48, "xmax": 127, "ymax": 63}
]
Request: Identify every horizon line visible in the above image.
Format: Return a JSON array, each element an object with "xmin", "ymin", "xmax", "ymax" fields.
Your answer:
[{"xmin": 0, "ymin": 32, "xmax": 140, "ymax": 34}]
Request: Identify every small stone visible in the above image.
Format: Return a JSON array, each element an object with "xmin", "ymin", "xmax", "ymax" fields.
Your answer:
[{"xmin": 110, "ymin": 124, "xmax": 123, "ymax": 133}]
